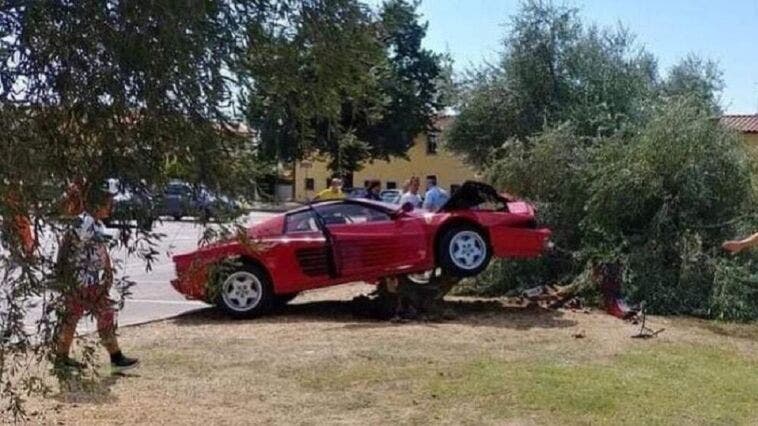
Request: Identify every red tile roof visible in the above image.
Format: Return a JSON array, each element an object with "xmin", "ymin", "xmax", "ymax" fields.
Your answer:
[{"xmin": 720, "ymin": 115, "xmax": 758, "ymax": 133}]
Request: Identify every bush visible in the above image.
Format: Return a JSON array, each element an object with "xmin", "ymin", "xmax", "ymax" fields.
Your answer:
[{"xmin": 477, "ymin": 98, "xmax": 757, "ymax": 320}]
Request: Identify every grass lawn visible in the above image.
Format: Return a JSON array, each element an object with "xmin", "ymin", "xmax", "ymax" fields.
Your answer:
[{"xmin": 19, "ymin": 284, "xmax": 758, "ymax": 425}]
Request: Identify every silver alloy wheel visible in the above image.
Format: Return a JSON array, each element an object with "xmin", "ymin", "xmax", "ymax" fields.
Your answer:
[
  {"xmin": 448, "ymin": 230, "xmax": 487, "ymax": 270},
  {"xmin": 221, "ymin": 271, "xmax": 263, "ymax": 312}
]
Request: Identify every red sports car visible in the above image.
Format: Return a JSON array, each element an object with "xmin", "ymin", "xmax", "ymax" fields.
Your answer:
[{"xmin": 171, "ymin": 181, "xmax": 551, "ymax": 318}]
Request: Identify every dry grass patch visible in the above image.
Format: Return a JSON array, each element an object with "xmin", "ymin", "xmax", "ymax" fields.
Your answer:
[{"xmin": 15, "ymin": 284, "xmax": 758, "ymax": 425}]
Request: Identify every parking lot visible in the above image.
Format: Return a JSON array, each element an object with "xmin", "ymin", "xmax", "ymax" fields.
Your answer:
[{"xmin": 19, "ymin": 212, "xmax": 275, "ymax": 333}]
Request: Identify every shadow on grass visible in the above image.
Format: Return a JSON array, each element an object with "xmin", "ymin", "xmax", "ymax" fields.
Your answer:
[
  {"xmin": 53, "ymin": 370, "xmax": 140, "ymax": 406},
  {"xmin": 171, "ymin": 297, "xmax": 577, "ymax": 331}
]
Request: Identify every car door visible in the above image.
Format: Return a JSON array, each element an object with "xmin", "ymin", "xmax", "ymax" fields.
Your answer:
[
  {"xmin": 316, "ymin": 202, "xmax": 429, "ymax": 279},
  {"xmin": 278, "ymin": 209, "xmax": 334, "ymax": 291}
]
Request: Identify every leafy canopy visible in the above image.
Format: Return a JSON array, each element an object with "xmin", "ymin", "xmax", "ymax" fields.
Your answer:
[
  {"xmin": 0, "ymin": 0, "xmax": 260, "ymax": 417},
  {"xmin": 454, "ymin": 1, "xmax": 757, "ymax": 320},
  {"xmin": 242, "ymin": 0, "xmax": 443, "ymax": 174}
]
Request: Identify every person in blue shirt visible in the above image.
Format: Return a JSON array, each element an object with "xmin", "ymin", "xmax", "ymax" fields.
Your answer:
[{"xmin": 422, "ymin": 176, "xmax": 449, "ymax": 211}]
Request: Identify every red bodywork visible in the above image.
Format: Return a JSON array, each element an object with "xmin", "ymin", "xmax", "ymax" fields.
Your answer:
[{"xmin": 171, "ymin": 193, "xmax": 551, "ymax": 302}]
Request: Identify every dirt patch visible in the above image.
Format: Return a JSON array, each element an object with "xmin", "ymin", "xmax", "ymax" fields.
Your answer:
[{"xmin": 20, "ymin": 283, "xmax": 758, "ymax": 425}]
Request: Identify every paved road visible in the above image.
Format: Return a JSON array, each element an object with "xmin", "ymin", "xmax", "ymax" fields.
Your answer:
[{"xmin": 20, "ymin": 212, "xmax": 275, "ymax": 334}]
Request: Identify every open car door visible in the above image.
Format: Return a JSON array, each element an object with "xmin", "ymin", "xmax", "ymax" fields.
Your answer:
[{"xmin": 316, "ymin": 202, "xmax": 429, "ymax": 279}]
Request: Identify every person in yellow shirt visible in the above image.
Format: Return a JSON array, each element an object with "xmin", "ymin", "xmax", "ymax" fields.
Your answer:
[{"xmin": 314, "ymin": 178, "xmax": 345, "ymax": 201}]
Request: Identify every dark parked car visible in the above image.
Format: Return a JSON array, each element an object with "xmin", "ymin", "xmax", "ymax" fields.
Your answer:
[
  {"xmin": 344, "ymin": 187, "xmax": 368, "ymax": 199},
  {"xmin": 103, "ymin": 180, "xmax": 156, "ymax": 231},
  {"xmin": 156, "ymin": 181, "xmax": 240, "ymax": 221}
]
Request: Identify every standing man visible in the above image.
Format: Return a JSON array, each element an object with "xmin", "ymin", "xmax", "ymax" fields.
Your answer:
[
  {"xmin": 54, "ymin": 181, "xmax": 139, "ymax": 373},
  {"xmin": 422, "ymin": 176, "xmax": 449, "ymax": 212},
  {"xmin": 365, "ymin": 179, "xmax": 382, "ymax": 201},
  {"xmin": 399, "ymin": 176, "xmax": 422, "ymax": 209},
  {"xmin": 314, "ymin": 178, "xmax": 345, "ymax": 201},
  {"xmin": 723, "ymin": 233, "xmax": 758, "ymax": 253}
]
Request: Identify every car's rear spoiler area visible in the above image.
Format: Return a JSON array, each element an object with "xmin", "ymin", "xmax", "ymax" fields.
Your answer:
[{"xmin": 439, "ymin": 181, "xmax": 511, "ymax": 212}]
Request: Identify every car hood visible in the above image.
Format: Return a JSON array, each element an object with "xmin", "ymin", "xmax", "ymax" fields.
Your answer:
[{"xmin": 439, "ymin": 181, "xmax": 512, "ymax": 212}]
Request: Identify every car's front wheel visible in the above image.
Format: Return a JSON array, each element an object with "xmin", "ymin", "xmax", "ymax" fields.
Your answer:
[
  {"xmin": 215, "ymin": 264, "xmax": 273, "ymax": 319},
  {"xmin": 437, "ymin": 225, "xmax": 491, "ymax": 277}
]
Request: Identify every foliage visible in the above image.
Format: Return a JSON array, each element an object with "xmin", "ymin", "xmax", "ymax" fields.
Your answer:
[
  {"xmin": 447, "ymin": 1, "xmax": 657, "ymax": 167},
  {"xmin": 475, "ymin": 96, "xmax": 757, "ymax": 319},
  {"xmin": 242, "ymin": 0, "xmax": 442, "ymax": 174},
  {"xmin": 582, "ymin": 99, "xmax": 755, "ymax": 316},
  {"xmin": 451, "ymin": 1, "xmax": 756, "ymax": 320},
  {"xmin": 0, "ymin": 0, "xmax": 261, "ymax": 418},
  {"xmin": 660, "ymin": 54, "xmax": 724, "ymax": 114}
]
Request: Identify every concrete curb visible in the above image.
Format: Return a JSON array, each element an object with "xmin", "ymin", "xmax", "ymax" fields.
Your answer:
[{"xmin": 116, "ymin": 306, "xmax": 211, "ymax": 330}]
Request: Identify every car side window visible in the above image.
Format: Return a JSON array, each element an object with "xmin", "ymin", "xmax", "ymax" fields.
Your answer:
[
  {"xmin": 285, "ymin": 211, "xmax": 319, "ymax": 233},
  {"xmin": 315, "ymin": 203, "xmax": 390, "ymax": 225}
]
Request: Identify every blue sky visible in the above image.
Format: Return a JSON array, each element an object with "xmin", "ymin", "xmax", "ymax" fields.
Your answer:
[{"xmin": 413, "ymin": 0, "xmax": 758, "ymax": 114}]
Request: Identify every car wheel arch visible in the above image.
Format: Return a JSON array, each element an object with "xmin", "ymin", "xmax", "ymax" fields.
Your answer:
[
  {"xmin": 433, "ymin": 218, "xmax": 492, "ymax": 264},
  {"xmin": 236, "ymin": 255, "xmax": 275, "ymax": 289}
]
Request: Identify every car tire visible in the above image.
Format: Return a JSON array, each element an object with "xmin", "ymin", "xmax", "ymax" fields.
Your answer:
[
  {"xmin": 437, "ymin": 225, "xmax": 491, "ymax": 277},
  {"xmin": 215, "ymin": 263, "xmax": 273, "ymax": 319}
]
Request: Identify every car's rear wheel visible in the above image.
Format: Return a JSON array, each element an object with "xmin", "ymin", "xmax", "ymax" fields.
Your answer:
[
  {"xmin": 438, "ymin": 226, "xmax": 491, "ymax": 277},
  {"xmin": 216, "ymin": 264, "xmax": 273, "ymax": 319}
]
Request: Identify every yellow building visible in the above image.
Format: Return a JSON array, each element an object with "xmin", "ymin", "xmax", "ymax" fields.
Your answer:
[
  {"xmin": 293, "ymin": 116, "xmax": 479, "ymax": 201},
  {"xmin": 721, "ymin": 114, "xmax": 758, "ymax": 157}
]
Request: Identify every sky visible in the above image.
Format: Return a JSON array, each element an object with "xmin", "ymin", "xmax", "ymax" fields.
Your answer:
[{"xmin": 412, "ymin": 0, "xmax": 758, "ymax": 114}]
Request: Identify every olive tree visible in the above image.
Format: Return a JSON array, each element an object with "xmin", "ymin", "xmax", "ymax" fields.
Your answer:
[{"xmin": 0, "ymin": 1, "xmax": 260, "ymax": 418}]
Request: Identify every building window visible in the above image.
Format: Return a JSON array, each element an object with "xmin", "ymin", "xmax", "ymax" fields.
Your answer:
[
  {"xmin": 426, "ymin": 133, "xmax": 438, "ymax": 155},
  {"xmin": 305, "ymin": 178, "xmax": 315, "ymax": 191},
  {"xmin": 386, "ymin": 181, "xmax": 397, "ymax": 190}
]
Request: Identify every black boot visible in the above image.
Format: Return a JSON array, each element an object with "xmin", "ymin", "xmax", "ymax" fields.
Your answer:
[{"xmin": 110, "ymin": 351, "xmax": 140, "ymax": 373}]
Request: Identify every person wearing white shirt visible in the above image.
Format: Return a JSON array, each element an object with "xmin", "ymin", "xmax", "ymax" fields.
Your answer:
[{"xmin": 399, "ymin": 176, "xmax": 423, "ymax": 209}]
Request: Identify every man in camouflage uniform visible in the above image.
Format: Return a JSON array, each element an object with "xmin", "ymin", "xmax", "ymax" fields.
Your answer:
[{"xmin": 54, "ymin": 181, "xmax": 139, "ymax": 373}]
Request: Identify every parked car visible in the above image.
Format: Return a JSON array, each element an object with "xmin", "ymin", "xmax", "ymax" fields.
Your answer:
[
  {"xmin": 103, "ymin": 179, "xmax": 156, "ymax": 231},
  {"xmin": 171, "ymin": 181, "xmax": 552, "ymax": 318},
  {"xmin": 156, "ymin": 181, "xmax": 239, "ymax": 221},
  {"xmin": 344, "ymin": 187, "xmax": 368, "ymax": 199},
  {"xmin": 380, "ymin": 189, "xmax": 401, "ymax": 204}
]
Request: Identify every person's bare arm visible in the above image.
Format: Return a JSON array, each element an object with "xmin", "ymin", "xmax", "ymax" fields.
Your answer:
[{"xmin": 722, "ymin": 232, "xmax": 758, "ymax": 254}]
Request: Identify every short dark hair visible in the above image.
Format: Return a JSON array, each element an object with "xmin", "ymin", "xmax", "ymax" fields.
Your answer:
[
  {"xmin": 426, "ymin": 175, "xmax": 437, "ymax": 185},
  {"xmin": 367, "ymin": 179, "xmax": 381, "ymax": 190}
]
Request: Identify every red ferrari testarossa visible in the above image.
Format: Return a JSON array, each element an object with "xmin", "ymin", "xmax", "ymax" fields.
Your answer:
[{"xmin": 171, "ymin": 181, "xmax": 552, "ymax": 318}]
